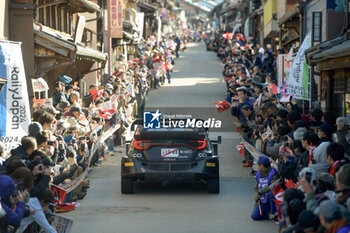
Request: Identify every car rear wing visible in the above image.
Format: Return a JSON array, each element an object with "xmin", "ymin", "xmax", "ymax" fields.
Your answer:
[{"xmin": 211, "ymin": 136, "xmax": 222, "ymax": 156}]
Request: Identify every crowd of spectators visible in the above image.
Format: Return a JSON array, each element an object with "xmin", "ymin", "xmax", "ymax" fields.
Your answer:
[
  {"xmin": 0, "ymin": 33, "xmax": 186, "ymax": 232},
  {"xmin": 206, "ymin": 29, "xmax": 350, "ymax": 233}
]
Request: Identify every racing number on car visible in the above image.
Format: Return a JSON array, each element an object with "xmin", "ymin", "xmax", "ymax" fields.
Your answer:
[{"xmin": 161, "ymin": 148, "xmax": 179, "ymax": 158}]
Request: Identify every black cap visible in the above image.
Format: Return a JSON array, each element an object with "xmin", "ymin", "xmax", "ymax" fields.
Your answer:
[
  {"xmin": 70, "ymin": 106, "xmax": 83, "ymax": 114},
  {"xmin": 298, "ymin": 210, "xmax": 318, "ymax": 229}
]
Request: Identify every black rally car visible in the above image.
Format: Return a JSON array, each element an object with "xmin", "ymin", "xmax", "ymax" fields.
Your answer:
[{"xmin": 121, "ymin": 119, "xmax": 221, "ymax": 194}]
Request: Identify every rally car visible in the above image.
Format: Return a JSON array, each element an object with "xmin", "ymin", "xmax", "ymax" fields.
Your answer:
[{"xmin": 121, "ymin": 119, "xmax": 221, "ymax": 194}]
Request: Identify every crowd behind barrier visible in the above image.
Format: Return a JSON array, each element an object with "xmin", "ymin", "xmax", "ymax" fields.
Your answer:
[
  {"xmin": 206, "ymin": 28, "xmax": 350, "ymax": 233},
  {"xmin": 0, "ymin": 33, "xmax": 190, "ymax": 233}
]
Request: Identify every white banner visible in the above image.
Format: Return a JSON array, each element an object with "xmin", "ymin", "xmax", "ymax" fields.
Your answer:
[
  {"xmin": 52, "ymin": 213, "xmax": 74, "ymax": 233},
  {"xmin": 32, "ymin": 77, "xmax": 49, "ymax": 92},
  {"xmin": 135, "ymin": 12, "xmax": 144, "ymax": 42},
  {"xmin": 0, "ymin": 41, "xmax": 31, "ymax": 151},
  {"xmin": 287, "ymin": 34, "xmax": 311, "ymax": 100},
  {"xmin": 157, "ymin": 15, "xmax": 162, "ymax": 42}
]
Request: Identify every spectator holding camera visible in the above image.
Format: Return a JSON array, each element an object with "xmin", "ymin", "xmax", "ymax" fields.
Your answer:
[
  {"xmin": 16, "ymin": 188, "xmax": 57, "ymax": 233},
  {"xmin": 0, "ymin": 175, "xmax": 26, "ymax": 232},
  {"xmin": 10, "ymin": 137, "xmax": 37, "ymax": 161},
  {"xmin": 28, "ymin": 153, "xmax": 52, "ymax": 198},
  {"xmin": 231, "ymin": 87, "xmax": 255, "ymax": 125}
]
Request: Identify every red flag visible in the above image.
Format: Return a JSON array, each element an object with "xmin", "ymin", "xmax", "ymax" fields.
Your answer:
[
  {"xmin": 51, "ymin": 185, "xmax": 67, "ymax": 204},
  {"xmin": 268, "ymin": 83, "xmax": 279, "ymax": 94},
  {"xmin": 90, "ymin": 89, "xmax": 104, "ymax": 101},
  {"xmin": 234, "ymin": 33, "xmax": 245, "ymax": 42},
  {"xmin": 222, "ymin": 33, "xmax": 233, "ymax": 39},
  {"xmin": 273, "ymin": 189, "xmax": 284, "ymax": 205},
  {"xmin": 236, "ymin": 143, "xmax": 244, "ymax": 157},
  {"xmin": 271, "ymin": 182, "xmax": 280, "ymax": 196},
  {"xmin": 285, "ymin": 179, "xmax": 296, "ymax": 189},
  {"xmin": 214, "ymin": 100, "xmax": 230, "ymax": 113}
]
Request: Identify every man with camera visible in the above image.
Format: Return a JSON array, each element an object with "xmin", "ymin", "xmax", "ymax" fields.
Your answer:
[{"xmin": 231, "ymin": 87, "xmax": 255, "ymax": 125}]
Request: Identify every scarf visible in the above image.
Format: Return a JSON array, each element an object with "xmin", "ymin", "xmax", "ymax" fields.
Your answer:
[
  {"xmin": 329, "ymin": 160, "xmax": 345, "ymax": 175},
  {"xmin": 326, "ymin": 218, "xmax": 348, "ymax": 233}
]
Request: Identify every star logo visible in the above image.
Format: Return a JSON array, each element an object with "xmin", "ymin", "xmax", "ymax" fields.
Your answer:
[
  {"xmin": 143, "ymin": 110, "xmax": 161, "ymax": 129},
  {"xmin": 150, "ymin": 109, "xmax": 161, "ymax": 122}
]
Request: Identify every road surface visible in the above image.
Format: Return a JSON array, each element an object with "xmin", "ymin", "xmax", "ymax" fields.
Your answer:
[{"xmin": 64, "ymin": 43, "xmax": 277, "ymax": 233}]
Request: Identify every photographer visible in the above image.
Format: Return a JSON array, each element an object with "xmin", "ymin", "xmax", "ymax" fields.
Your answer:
[
  {"xmin": 0, "ymin": 175, "xmax": 26, "ymax": 232},
  {"xmin": 10, "ymin": 137, "xmax": 37, "ymax": 161},
  {"xmin": 16, "ymin": 188, "xmax": 56, "ymax": 233},
  {"xmin": 28, "ymin": 153, "xmax": 52, "ymax": 198},
  {"xmin": 231, "ymin": 87, "xmax": 255, "ymax": 125}
]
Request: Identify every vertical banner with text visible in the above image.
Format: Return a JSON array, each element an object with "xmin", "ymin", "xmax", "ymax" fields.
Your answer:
[
  {"xmin": 109, "ymin": 0, "xmax": 123, "ymax": 38},
  {"xmin": 287, "ymin": 34, "xmax": 311, "ymax": 100},
  {"xmin": 135, "ymin": 12, "xmax": 144, "ymax": 42},
  {"xmin": 0, "ymin": 41, "xmax": 31, "ymax": 151}
]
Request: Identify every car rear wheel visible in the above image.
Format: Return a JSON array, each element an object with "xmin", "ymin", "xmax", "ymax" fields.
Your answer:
[
  {"xmin": 207, "ymin": 178, "xmax": 220, "ymax": 193},
  {"xmin": 121, "ymin": 177, "xmax": 134, "ymax": 194}
]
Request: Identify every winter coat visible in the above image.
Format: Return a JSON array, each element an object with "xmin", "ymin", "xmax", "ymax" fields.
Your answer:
[
  {"xmin": 10, "ymin": 146, "xmax": 28, "ymax": 160},
  {"xmin": 262, "ymin": 56, "xmax": 274, "ymax": 73},
  {"xmin": 313, "ymin": 141, "xmax": 331, "ymax": 164},
  {"xmin": 0, "ymin": 175, "xmax": 25, "ymax": 231},
  {"xmin": 52, "ymin": 91, "xmax": 68, "ymax": 107},
  {"xmin": 335, "ymin": 130, "xmax": 350, "ymax": 155},
  {"xmin": 29, "ymin": 174, "xmax": 50, "ymax": 198},
  {"xmin": 231, "ymin": 98, "xmax": 255, "ymax": 125},
  {"xmin": 16, "ymin": 198, "xmax": 56, "ymax": 233}
]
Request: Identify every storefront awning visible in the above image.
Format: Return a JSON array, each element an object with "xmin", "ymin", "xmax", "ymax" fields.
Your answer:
[
  {"xmin": 34, "ymin": 22, "xmax": 106, "ymax": 63},
  {"xmin": 309, "ymin": 37, "xmax": 350, "ymax": 63},
  {"xmin": 76, "ymin": 45, "xmax": 107, "ymax": 62},
  {"xmin": 69, "ymin": 0, "xmax": 101, "ymax": 13},
  {"xmin": 137, "ymin": 1, "xmax": 157, "ymax": 12},
  {"xmin": 34, "ymin": 23, "xmax": 75, "ymax": 58}
]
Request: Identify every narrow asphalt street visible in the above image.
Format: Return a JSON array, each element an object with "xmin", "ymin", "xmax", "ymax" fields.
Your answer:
[{"xmin": 65, "ymin": 43, "xmax": 277, "ymax": 233}]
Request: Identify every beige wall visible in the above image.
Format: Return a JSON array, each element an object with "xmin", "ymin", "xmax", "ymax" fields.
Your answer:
[
  {"xmin": 80, "ymin": 11, "xmax": 100, "ymax": 94},
  {"xmin": 0, "ymin": 0, "xmax": 9, "ymax": 40}
]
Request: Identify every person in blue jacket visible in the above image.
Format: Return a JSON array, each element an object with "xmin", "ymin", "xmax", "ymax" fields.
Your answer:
[
  {"xmin": 0, "ymin": 175, "xmax": 26, "ymax": 232},
  {"xmin": 251, "ymin": 156, "xmax": 279, "ymax": 221},
  {"xmin": 231, "ymin": 87, "xmax": 255, "ymax": 125}
]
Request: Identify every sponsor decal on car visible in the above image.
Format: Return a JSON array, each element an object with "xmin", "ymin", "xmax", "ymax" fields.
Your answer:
[
  {"xmin": 161, "ymin": 148, "xmax": 179, "ymax": 158},
  {"xmin": 124, "ymin": 162, "xmax": 134, "ymax": 167},
  {"xmin": 206, "ymin": 162, "xmax": 216, "ymax": 167}
]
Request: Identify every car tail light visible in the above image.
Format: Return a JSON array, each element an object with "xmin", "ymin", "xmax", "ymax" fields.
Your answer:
[
  {"xmin": 133, "ymin": 140, "xmax": 150, "ymax": 150},
  {"xmin": 133, "ymin": 140, "xmax": 207, "ymax": 150},
  {"xmin": 196, "ymin": 140, "xmax": 207, "ymax": 150}
]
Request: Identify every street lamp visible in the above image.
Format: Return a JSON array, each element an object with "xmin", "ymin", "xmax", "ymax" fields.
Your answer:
[{"xmin": 0, "ymin": 77, "xmax": 7, "ymax": 92}]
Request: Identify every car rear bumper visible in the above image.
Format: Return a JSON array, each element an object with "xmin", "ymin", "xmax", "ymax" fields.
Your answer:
[{"xmin": 121, "ymin": 156, "xmax": 219, "ymax": 182}]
